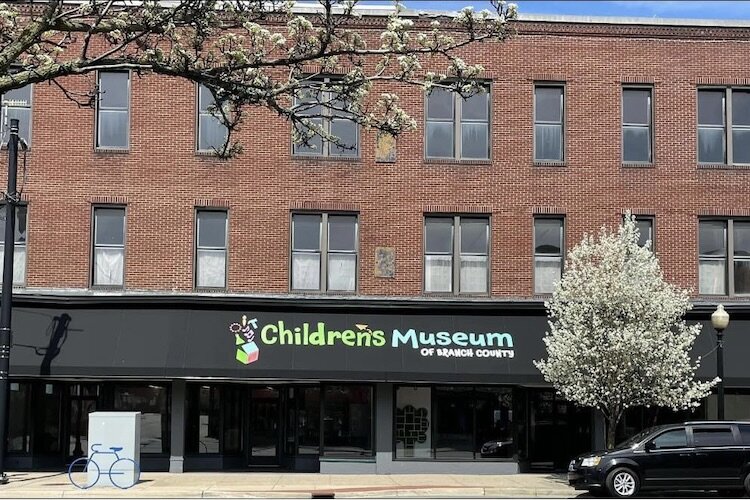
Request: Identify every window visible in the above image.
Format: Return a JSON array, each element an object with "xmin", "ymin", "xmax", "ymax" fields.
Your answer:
[
  {"xmin": 0, "ymin": 204, "xmax": 27, "ymax": 285},
  {"xmin": 92, "ymin": 207, "xmax": 125, "ymax": 287},
  {"xmin": 395, "ymin": 386, "xmax": 514, "ymax": 461},
  {"xmin": 295, "ymin": 387, "xmax": 321, "ymax": 455},
  {"xmin": 291, "ymin": 213, "xmax": 357, "ymax": 292},
  {"xmin": 692, "ymin": 427, "xmax": 735, "ymax": 447},
  {"xmin": 739, "ymin": 424, "xmax": 750, "ymax": 445},
  {"xmin": 113, "ymin": 384, "xmax": 170, "ymax": 454},
  {"xmin": 1, "ymin": 84, "xmax": 32, "ymax": 146},
  {"xmin": 425, "ymin": 86, "xmax": 490, "ymax": 160},
  {"xmin": 698, "ymin": 88, "xmax": 750, "ymax": 165},
  {"xmin": 633, "ymin": 216, "xmax": 654, "ymax": 249},
  {"xmin": 534, "ymin": 217, "xmax": 564, "ymax": 294},
  {"xmin": 424, "ymin": 216, "xmax": 489, "ymax": 294},
  {"xmin": 650, "ymin": 428, "xmax": 687, "ymax": 449},
  {"xmin": 8, "ymin": 382, "xmax": 31, "ymax": 453},
  {"xmin": 322, "ymin": 385, "xmax": 373, "ymax": 457},
  {"xmin": 187, "ymin": 385, "xmax": 221, "ymax": 453},
  {"xmin": 96, "ymin": 71, "xmax": 129, "ymax": 149},
  {"xmin": 197, "ymin": 84, "xmax": 229, "ymax": 152},
  {"xmin": 534, "ymin": 85, "xmax": 564, "ymax": 162},
  {"xmin": 292, "ymin": 79, "xmax": 358, "ymax": 157},
  {"xmin": 699, "ymin": 219, "xmax": 750, "ymax": 296},
  {"xmin": 622, "ymin": 87, "xmax": 653, "ymax": 163},
  {"xmin": 195, "ymin": 210, "xmax": 228, "ymax": 289}
]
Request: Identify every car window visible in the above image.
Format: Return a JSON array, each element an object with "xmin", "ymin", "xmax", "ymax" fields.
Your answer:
[
  {"xmin": 740, "ymin": 425, "xmax": 750, "ymax": 445},
  {"xmin": 693, "ymin": 427, "xmax": 735, "ymax": 447},
  {"xmin": 650, "ymin": 428, "xmax": 688, "ymax": 449}
]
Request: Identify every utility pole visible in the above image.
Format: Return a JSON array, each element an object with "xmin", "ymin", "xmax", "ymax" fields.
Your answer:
[{"xmin": 0, "ymin": 118, "xmax": 20, "ymax": 484}]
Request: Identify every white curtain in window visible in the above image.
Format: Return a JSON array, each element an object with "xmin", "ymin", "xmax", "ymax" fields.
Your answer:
[
  {"xmin": 534, "ymin": 256, "xmax": 561, "ymax": 294},
  {"xmin": 328, "ymin": 253, "xmax": 356, "ymax": 291},
  {"xmin": 699, "ymin": 259, "xmax": 726, "ymax": 295},
  {"xmin": 197, "ymin": 249, "xmax": 226, "ymax": 288},
  {"xmin": 460, "ymin": 255, "xmax": 487, "ymax": 293},
  {"xmin": 292, "ymin": 253, "xmax": 320, "ymax": 290},
  {"xmin": 425, "ymin": 255, "xmax": 452, "ymax": 292},
  {"xmin": 94, "ymin": 247, "xmax": 124, "ymax": 285},
  {"xmin": 0, "ymin": 246, "xmax": 26, "ymax": 285}
]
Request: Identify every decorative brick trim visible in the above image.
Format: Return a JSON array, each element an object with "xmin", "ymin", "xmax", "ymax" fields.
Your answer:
[
  {"xmin": 532, "ymin": 74, "xmax": 567, "ymax": 83},
  {"xmin": 89, "ymin": 196, "xmax": 128, "ymax": 205},
  {"xmin": 698, "ymin": 163, "xmax": 750, "ymax": 170},
  {"xmin": 696, "ymin": 77, "xmax": 750, "ymax": 86},
  {"xmin": 424, "ymin": 205, "xmax": 492, "ymax": 214},
  {"xmin": 621, "ymin": 76, "xmax": 655, "ymax": 84},
  {"xmin": 424, "ymin": 158, "xmax": 492, "ymax": 166},
  {"xmin": 532, "ymin": 206, "xmax": 566, "ymax": 215},
  {"xmin": 195, "ymin": 199, "xmax": 230, "ymax": 208},
  {"xmin": 534, "ymin": 161, "xmax": 567, "ymax": 168},
  {"xmin": 698, "ymin": 208, "xmax": 750, "ymax": 217},
  {"xmin": 290, "ymin": 201, "xmax": 360, "ymax": 212}
]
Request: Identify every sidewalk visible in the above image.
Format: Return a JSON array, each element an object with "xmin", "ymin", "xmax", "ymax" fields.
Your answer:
[{"xmin": 0, "ymin": 472, "xmax": 577, "ymax": 498}]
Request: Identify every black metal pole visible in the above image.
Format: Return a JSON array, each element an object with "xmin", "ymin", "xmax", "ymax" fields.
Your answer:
[
  {"xmin": 717, "ymin": 328, "xmax": 725, "ymax": 420},
  {"xmin": 0, "ymin": 118, "xmax": 19, "ymax": 484}
]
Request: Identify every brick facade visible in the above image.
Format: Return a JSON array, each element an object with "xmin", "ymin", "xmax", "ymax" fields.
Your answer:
[{"xmin": 3, "ymin": 16, "xmax": 750, "ymax": 299}]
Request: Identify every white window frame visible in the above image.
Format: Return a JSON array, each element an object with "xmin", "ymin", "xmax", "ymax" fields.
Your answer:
[
  {"xmin": 290, "ymin": 212, "xmax": 358, "ymax": 292},
  {"xmin": 91, "ymin": 206, "xmax": 126, "ymax": 288},
  {"xmin": 95, "ymin": 71, "xmax": 130, "ymax": 150},
  {"xmin": 196, "ymin": 84, "xmax": 229, "ymax": 153},
  {"xmin": 195, "ymin": 209, "xmax": 229, "ymax": 290},
  {"xmin": 1, "ymin": 83, "xmax": 32, "ymax": 148}
]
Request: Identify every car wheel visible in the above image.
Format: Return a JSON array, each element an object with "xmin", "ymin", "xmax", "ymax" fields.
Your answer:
[
  {"xmin": 606, "ymin": 467, "xmax": 640, "ymax": 498},
  {"xmin": 744, "ymin": 473, "xmax": 750, "ymax": 496}
]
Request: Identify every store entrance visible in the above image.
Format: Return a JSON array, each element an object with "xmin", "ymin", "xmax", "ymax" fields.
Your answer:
[
  {"xmin": 528, "ymin": 389, "xmax": 591, "ymax": 471},
  {"xmin": 247, "ymin": 386, "xmax": 282, "ymax": 467}
]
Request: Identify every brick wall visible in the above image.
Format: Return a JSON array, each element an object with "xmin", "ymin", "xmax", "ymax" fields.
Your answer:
[{"xmin": 2, "ymin": 19, "xmax": 749, "ymax": 299}]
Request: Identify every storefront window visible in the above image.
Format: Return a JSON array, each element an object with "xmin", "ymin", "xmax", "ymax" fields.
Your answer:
[
  {"xmin": 187, "ymin": 385, "xmax": 220, "ymax": 454},
  {"xmin": 395, "ymin": 385, "xmax": 516, "ymax": 461},
  {"xmin": 223, "ymin": 386, "xmax": 243, "ymax": 454},
  {"xmin": 395, "ymin": 386, "xmax": 432, "ymax": 458},
  {"xmin": 36, "ymin": 383, "xmax": 62, "ymax": 454},
  {"xmin": 8, "ymin": 382, "xmax": 31, "ymax": 453},
  {"xmin": 113, "ymin": 384, "xmax": 169, "ymax": 454},
  {"xmin": 434, "ymin": 386, "xmax": 474, "ymax": 459},
  {"xmin": 298, "ymin": 387, "xmax": 320, "ymax": 455},
  {"xmin": 322, "ymin": 385, "xmax": 373, "ymax": 457},
  {"xmin": 475, "ymin": 387, "xmax": 514, "ymax": 459}
]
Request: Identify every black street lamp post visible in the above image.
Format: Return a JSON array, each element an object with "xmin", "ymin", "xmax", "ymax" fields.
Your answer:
[
  {"xmin": 0, "ymin": 118, "xmax": 20, "ymax": 484},
  {"xmin": 711, "ymin": 304, "xmax": 730, "ymax": 421}
]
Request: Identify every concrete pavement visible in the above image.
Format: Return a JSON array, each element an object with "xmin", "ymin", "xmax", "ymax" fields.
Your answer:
[{"xmin": 0, "ymin": 472, "xmax": 577, "ymax": 498}]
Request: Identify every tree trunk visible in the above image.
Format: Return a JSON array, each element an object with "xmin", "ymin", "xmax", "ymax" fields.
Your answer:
[{"xmin": 607, "ymin": 417, "xmax": 617, "ymax": 450}]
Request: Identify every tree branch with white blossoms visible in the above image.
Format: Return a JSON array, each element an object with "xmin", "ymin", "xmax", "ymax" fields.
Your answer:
[
  {"xmin": 534, "ymin": 214, "xmax": 717, "ymax": 450},
  {"xmin": 0, "ymin": 0, "xmax": 517, "ymax": 157}
]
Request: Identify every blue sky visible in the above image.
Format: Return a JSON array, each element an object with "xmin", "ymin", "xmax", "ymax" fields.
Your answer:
[{"xmin": 368, "ymin": 1, "xmax": 750, "ymax": 20}]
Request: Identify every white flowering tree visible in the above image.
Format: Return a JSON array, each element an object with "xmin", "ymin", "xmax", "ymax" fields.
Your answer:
[
  {"xmin": 0, "ymin": 0, "xmax": 517, "ymax": 156},
  {"xmin": 535, "ymin": 214, "xmax": 717, "ymax": 450}
]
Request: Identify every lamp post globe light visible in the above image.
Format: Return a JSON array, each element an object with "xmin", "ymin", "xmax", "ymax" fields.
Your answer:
[{"xmin": 711, "ymin": 304, "xmax": 730, "ymax": 420}]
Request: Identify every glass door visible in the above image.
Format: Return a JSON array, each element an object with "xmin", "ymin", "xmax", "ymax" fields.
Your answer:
[
  {"xmin": 528, "ymin": 389, "xmax": 590, "ymax": 471},
  {"xmin": 248, "ymin": 387, "xmax": 281, "ymax": 466},
  {"xmin": 67, "ymin": 383, "xmax": 101, "ymax": 459}
]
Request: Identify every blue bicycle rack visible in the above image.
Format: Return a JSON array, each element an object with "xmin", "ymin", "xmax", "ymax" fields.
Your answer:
[{"xmin": 68, "ymin": 443, "xmax": 141, "ymax": 489}]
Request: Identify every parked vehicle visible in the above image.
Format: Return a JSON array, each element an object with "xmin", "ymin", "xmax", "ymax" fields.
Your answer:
[{"xmin": 568, "ymin": 421, "xmax": 750, "ymax": 498}]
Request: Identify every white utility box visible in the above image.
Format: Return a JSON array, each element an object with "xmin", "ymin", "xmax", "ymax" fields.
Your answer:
[{"xmin": 87, "ymin": 412, "xmax": 141, "ymax": 487}]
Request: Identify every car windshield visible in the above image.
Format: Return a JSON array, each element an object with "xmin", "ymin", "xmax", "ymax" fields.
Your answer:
[{"xmin": 616, "ymin": 426, "xmax": 667, "ymax": 448}]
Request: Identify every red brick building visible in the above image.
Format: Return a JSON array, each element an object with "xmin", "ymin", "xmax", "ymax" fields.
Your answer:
[{"xmin": 1, "ymin": 10, "xmax": 749, "ymax": 474}]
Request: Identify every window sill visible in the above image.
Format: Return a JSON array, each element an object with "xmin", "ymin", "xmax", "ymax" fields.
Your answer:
[
  {"xmin": 195, "ymin": 150, "xmax": 227, "ymax": 158},
  {"xmin": 290, "ymin": 290, "xmax": 358, "ymax": 296},
  {"xmin": 195, "ymin": 287, "xmax": 228, "ymax": 293},
  {"xmin": 424, "ymin": 158, "xmax": 492, "ymax": 166},
  {"xmin": 90, "ymin": 285, "xmax": 125, "ymax": 291},
  {"xmin": 533, "ymin": 161, "xmax": 566, "ymax": 167},
  {"xmin": 423, "ymin": 292, "xmax": 491, "ymax": 298},
  {"xmin": 622, "ymin": 162, "xmax": 655, "ymax": 168},
  {"xmin": 95, "ymin": 148, "xmax": 129, "ymax": 155},
  {"xmin": 698, "ymin": 163, "xmax": 750, "ymax": 170},
  {"xmin": 292, "ymin": 154, "xmax": 360, "ymax": 163}
]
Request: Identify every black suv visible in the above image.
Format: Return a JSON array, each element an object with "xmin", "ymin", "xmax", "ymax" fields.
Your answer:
[{"xmin": 568, "ymin": 421, "xmax": 750, "ymax": 498}]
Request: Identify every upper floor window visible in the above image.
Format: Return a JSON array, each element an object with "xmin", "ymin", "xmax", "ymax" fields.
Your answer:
[
  {"xmin": 622, "ymin": 87, "xmax": 653, "ymax": 163},
  {"xmin": 633, "ymin": 215, "xmax": 654, "ymax": 249},
  {"xmin": 291, "ymin": 213, "xmax": 357, "ymax": 292},
  {"xmin": 534, "ymin": 217, "xmax": 564, "ymax": 294},
  {"xmin": 292, "ymin": 79, "xmax": 358, "ymax": 158},
  {"xmin": 425, "ymin": 86, "xmax": 490, "ymax": 160},
  {"xmin": 195, "ymin": 210, "xmax": 228, "ymax": 289},
  {"xmin": 534, "ymin": 84, "xmax": 564, "ymax": 162},
  {"xmin": 197, "ymin": 84, "xmax": 229, "ymax": 152},
  {"xmin": 0, "ymin": 204, "xmax": 27, "ymax": 285},
  {"xmin": 699, "ymin": 219, "xmax": 750, "ymax": 296},
  {"xmin": 1, "ymin": 84, "xmax": 32, "ymax": 147},
  {"xmin": 698, "ymin": 88, "xmax": 750, "ymax": 165},
  {"xmin": 424, "ymin": 216, "xmax": 489, "ymax": 294},
  {"xmin": 96, "ymin": 71, "xmax": 129, "ymax": 150},
  {"xmin": 92, "ymin": 207, "xmax": 125, "ymax": 287}
]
